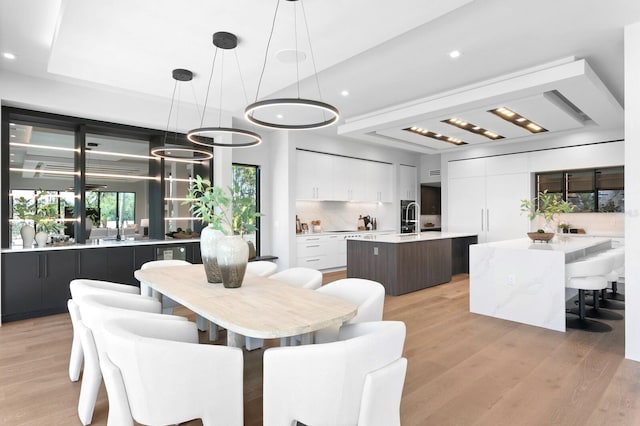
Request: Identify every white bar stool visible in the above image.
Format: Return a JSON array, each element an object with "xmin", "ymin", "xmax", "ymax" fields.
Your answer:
[{"xmin": 565, "ymin": 255, "xmax": 614, "ymax": 332}]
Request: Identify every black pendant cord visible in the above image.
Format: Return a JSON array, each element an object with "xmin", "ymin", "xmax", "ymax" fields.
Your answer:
[
  {"xmin": 253, "ymin": 0, "xmax": 281, "ymax": 105},
  {"xmin": 294, "ymin": 0, "xmax": 300, "ymax": 99},
  {"xmin": 200, "ymin": 47, "xmax": 219, "ymax": 127},
  {"xmin": 234, "ymin": 49, "xmax": 250, "ymax": 106},
  {"xmin": 163, "ymin": 79, "xmax": 179, "ymax": 146},
  {"xmin": 300, "ymin": 0, "xmax": 327, "ymax": 120},
  {"xmin": 218, "ymin": 50, "xmax": 225, "ymax": 127}
]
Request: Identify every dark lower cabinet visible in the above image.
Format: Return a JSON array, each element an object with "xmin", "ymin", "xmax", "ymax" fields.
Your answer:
[
  {"xmin": 2, "ymin": 242, "xmax": 199, "ymax": 322},
  {"xmin": 2, "ymin": 250, "xmax": 76, "ymax": 322}
]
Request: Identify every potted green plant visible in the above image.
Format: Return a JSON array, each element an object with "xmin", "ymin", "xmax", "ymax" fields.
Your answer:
[
  {"xmin": 13, "ymin": 194, "xmax": 36, "ymax": 248},
  {"xmin": 185, "ymin": 175, "xmax": 261, "ymax": 287},
  {"xmin": 520, "ymin": 190, "xmax": 574, "ymax": 241}
]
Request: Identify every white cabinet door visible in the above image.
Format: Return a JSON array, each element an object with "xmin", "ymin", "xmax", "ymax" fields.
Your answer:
[
  {"xmin": 448, "ymin": 176, "xmax": 487, "ymax": 242},
  {"xmin": 399, "ymin": 165, "xmax": 418, "ymax": 200},
  {"xmin": 333, "ymin": 156, "xmax": 366, "ymax": 201},
  {"xmin": 296, "ymin": 151, "xmax": 334, "ymax": 200},
  {"xmin": 485, "ymin": 173, "xmax": 530, "ymax": 242},
  {"xmin": 365, "ymin": 161, "xmax": 393, "ymax": 203}
]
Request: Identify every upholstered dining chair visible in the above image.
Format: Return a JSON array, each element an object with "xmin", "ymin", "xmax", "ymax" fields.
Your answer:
[
  {"xmin": 263, "ymin": 321, "xmax": 407, "ymax": 426},
  {"xmin": 246, "ymin": 260, "xmax": 278, "ymax": 277},
  {"xmin": 138, "ymin": 259, "xmax": 191, "ymax": 313},
  {"xmin": 102, "ymin": 317, "xmax": 244, "ymax": 426},
  {"xmin": 313, "ymin": 278, "xmax": 386, "ymax": 343},
  {"xmin": 74, "ymin": 292, "xmax": 187, "ymax": 426},
  {"xmin": 68, "ymin": 279, "xmax": 139, "ymax": 382},
  {"xmin": 268, "ymin": 267, "xmax": 323, "ymax": 290}
]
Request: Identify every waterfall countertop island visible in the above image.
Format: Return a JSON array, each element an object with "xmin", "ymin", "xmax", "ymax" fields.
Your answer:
[
  {"xmin": 347, "ymin": 232, "xmax": 478, "ymax": 295},
  {"xmin": 469, "ymin": 236, "xmax": 613, "ymax": 332}
]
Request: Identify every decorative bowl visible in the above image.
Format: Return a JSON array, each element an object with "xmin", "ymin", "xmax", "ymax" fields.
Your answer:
[{"xmin": 527, "ymin": 232, "xmax": 554, "ymax": 243}]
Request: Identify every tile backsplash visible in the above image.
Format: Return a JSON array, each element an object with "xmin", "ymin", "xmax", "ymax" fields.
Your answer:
[
  {"xmin": 296, "ymin": 201, "xmax": 393, "ymax": 232},
  {"xmin": 534, "ymin": 212, "xmax": 624, "ymax": 235}
]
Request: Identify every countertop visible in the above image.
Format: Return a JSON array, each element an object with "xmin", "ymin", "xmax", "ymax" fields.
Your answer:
[
  {"xmin": 296, "ymin": 229, "xmax": 395, "ymax": 237},
  {"xmin": 475, "ymin": 236, "xmax": 613, "ymax": 261},
  {"xmin": 1, "ymin": 237, "xmax": 199, "ymax": 253},
  {"xmin": 348, "ymin": 231, "xmax": 477, "ymax": 244}
]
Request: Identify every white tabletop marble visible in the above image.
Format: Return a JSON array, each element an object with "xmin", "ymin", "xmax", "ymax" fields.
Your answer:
[
  {"xmin": 348, "ymin": 231, "xmax": 477, "ymax": 244},
  {"xmin": 135, "ymin": 264, "xmax": 357, "ymax": 339}
]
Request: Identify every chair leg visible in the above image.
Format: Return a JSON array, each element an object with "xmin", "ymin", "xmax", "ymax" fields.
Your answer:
[
  {"xmin": 566, "ymin": 289, "xmax": 612, "ymax": 333},
  {"xmin": 570, "ymin": 290, "xmax": 624, "ymax": 321},
  {"xmin": 77, "ymin": 325, "xmax": 102, "ymax": 425}
]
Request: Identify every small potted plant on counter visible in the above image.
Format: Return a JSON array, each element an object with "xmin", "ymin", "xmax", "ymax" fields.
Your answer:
[
  {"xmin": 520, "ymin": 190, "xmax": 574, "ymax": 242},
  {"xmin": 558, "ymin": 222, "xmax": 571, "ymax": 234}
]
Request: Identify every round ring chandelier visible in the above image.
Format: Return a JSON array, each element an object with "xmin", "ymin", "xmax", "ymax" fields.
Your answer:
[
  {"xmin": 150, "ymin": 146, "xmax": 213, "ymax": 162},
  {"xmin": 187, "ymin": 32, "xmax": 262, "ymax": 148},
  {"xmin": 244, "ymin": 98, "xmax": 339, "ymax": 130}
]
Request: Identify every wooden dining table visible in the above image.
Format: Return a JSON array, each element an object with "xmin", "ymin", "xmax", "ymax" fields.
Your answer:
[{"xmin": 134, "ymin": 264, "xmax": 357, "ymax": 346}]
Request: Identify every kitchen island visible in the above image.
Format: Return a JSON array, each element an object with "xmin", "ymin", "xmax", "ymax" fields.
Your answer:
[
  {"xmin": 347, "ymin": 232, "xmax": 477, "ymax": 295},
  {"xmin": 469, "ymin": 236, "xmax": 612, "ymax": 332}
]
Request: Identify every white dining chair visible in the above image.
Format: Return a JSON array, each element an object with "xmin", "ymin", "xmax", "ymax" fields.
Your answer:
[
  {"xmin": 313, "ymin": 278, "xmax": 386, "ymax": 343},
  {"xmin": 68, "ymin": 279, "xmax": 139, "ymax": 382},
  {"xmin": 102, "ymin": 317, "xmax": 244, "ymax": 426},
  {"xmin": 263, "ymin": 321, "xmax": 407, "ymax": 426},
  {"xmin": 74, "ymin": 292, "xmax": 187, "ymax": 426},
  {"xmin": 246, "ymin": 260, "xmax": 278, "ymax": 277},
  {"xmin": 139, "ymin": 259, "xmax": 191, "ymax": 313},
  {"xmin": 268, "ymin": 267, "xmax": 323, "ymax": 290}
]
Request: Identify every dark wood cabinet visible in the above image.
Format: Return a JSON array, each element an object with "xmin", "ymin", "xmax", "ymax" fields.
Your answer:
[
  {"xmin": 421, "ymin": 185, "xmax": 441, "ymax": 215},
  {"xmin": 1, "ymin": 241, "xmax": 200, "ymax": 322},
  {"xmin": 2, "ymin": 250, "xmax": 76, "ymax": 321}
]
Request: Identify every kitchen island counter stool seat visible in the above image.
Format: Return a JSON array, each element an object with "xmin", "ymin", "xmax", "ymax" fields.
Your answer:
[
  {"xmin": 246, "ymin": 260, "xmax": 278, "ymax": 277},
  {"xmin": 565, "ymin": 255, "xmax": 614, "ymax": 332}
]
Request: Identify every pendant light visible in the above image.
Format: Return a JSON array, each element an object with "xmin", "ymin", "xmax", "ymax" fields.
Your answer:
[
  {"xmin": 187, "ymin": 32, "xmax": 262, "ymax": 148},
  {"xmin": 151, "ymin": 68, "xmax": 214, "ymax": 162},
  {"xmin": 244, "ymin": 0, "xmax": 339, "ymax": 130}
]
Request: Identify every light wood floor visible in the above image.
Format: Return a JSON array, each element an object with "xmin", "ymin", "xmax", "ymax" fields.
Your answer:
[{"xmin": 1, "ymin": 272, "xmax": 639, "ymax": 426}]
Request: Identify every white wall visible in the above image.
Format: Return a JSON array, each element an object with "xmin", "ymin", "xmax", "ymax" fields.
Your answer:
[{"xmin": 624, "ymin": 21, "xmax": 640, "ymax": 361}]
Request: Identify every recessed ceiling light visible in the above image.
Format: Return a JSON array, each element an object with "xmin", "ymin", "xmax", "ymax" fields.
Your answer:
[
  {"xmin": 449, "ymin": 50, "xmax": 461, "ymax": 59},
  {"xmin": 3, "ymin": 52, "xmax": 16, "ymax": 60},
  {"xmin": 404, "ymin": 127, "xmax": 467, "ymax": 146},
  {"xmin": 489, "ymin": 107, "xmax": 547, "ymax": 134},
  {"xmin": 9, "ymin": 122, "xmax": 16, "ymax": 126},
  {"xmin": 443, "ymin": 117, "xmax": 504, "ymax": 140},
  {"xmin": 276, "ymin": 114, "xmax": 284, "ymax": 119},
  {"xmin": 341, "ymin": 90, "xmax": 349, "ymax": 96}
]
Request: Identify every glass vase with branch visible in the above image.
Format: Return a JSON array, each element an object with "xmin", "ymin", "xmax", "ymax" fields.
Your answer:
[{"xmin": 520, "ymin": 190, "xmax": 574, "ymax": 233}]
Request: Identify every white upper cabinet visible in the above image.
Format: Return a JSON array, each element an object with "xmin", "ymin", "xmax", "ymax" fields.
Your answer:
[
  {"xmin": 296, "ymin": 151, "xmax": 334, "ymax": 200},
  {"xmin": 296, "ymin": 150, "xmax": 393, "ymax": 203},
  {"xmin": 399, "ymin": 164, "xmax": 418, "ymax": 200},
  {"xmin": 365, "ymin": 161, "xmax": 393, "ymax": 203}
]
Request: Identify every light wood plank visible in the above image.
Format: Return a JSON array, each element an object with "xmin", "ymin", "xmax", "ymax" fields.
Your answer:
[{"xmin": 0, "ymin": 272, "xmax": 636, "ymax": 426}]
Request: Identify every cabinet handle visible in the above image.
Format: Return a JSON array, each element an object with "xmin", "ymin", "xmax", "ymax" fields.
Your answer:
[
  {"xmin": 306, "ymin": 245, "xmax": 321, "ymax": 248},
  {"xmin": 37, "ymin": 255, "xmax": 42, "ymax": 278},
  {"xmin": 480, "ymin": 209, "xmax": 484, "ymax": 231},
  {"xmin": 44, "ymin": 255, "xmax": 48, "ymax": 278},
  {"xmin": 306, "ymin": 238, "xmax": 320, "ymax": 241},
  {"xmin": 306, "ymin": 258, "xmax": 320, "ymax": 262},
  {"xmin": 486, "ymin": 209, "xmax": 490, "ymax": 232},
  {"xmin": 77, "ymin": 252, "xmax": 82, "ymax": 275}
]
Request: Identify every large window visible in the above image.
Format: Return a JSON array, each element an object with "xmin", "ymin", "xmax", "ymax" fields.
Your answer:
[
  {"xmin": 85, "ymin": 191, "xmax": 136, "ymax": 228},
  {"xmin": 232, "ymin": 164, "xmax": 260, "ymax": 255},
  {"xmin": 537, "ymin": 166, "xmax": 624, "ymax": 213}
]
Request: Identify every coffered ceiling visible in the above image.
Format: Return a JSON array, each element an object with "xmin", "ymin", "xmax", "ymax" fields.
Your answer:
[{"xmin": 1, "ymin": 0, "xmax": 640, "ymax": 153}]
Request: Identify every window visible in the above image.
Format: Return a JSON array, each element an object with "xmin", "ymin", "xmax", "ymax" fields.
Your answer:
[
  {"xmin": 536, "ymin": 166, "xmax": 624, "ymax": 213},
  {"xmin": 85, "ymin": 191, "xmax": 136, "ymax": 228},
  {"xmin": 232, "ymin": 164, "xmax": 260, "ymax": 255}
]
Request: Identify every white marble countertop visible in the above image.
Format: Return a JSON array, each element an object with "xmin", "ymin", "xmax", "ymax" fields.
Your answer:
[
  {"xmin": 296, "ymin": 229, "xmax": 395, "ymax": 237},
  {"xmin": 476, "ymin": 236, "xmax": 612, "ymax": 261},
  {"xmin": 1, "ymin": 237, "xmax": 199, "ymax": 253},
  {"xmin": 348, "ymin": 231, "xmax": 477, "ymax": 243}
]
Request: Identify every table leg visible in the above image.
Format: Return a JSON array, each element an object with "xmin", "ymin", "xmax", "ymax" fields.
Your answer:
[
  {"xmin": 300, "ymin": 332, "xmax": 314, "ymax": 345},
  {"xmin": 226, "ymin": 331, "xmax": 245, "ymax": 348}
]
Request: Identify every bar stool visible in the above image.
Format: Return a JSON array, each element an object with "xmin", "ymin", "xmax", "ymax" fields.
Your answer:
[
  {"xmin": 565, "ymin": 255, "xmax": 614, "ymax": 332},
  {"xmin": 587, "ymin": 248, "xmax": 625, "ymax": 310}
]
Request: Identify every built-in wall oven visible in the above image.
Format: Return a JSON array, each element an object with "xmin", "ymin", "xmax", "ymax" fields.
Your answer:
[{"xmin": 400, "ymin": 200, "xmax": 415, "ymax": 233}]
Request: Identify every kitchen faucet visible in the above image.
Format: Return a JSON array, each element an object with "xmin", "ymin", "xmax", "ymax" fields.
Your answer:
[{"xmin": 404, "ymin": 201, "xmax": 421, "ymax": 237}]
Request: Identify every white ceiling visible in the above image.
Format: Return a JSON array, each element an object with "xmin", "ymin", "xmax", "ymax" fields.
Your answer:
[{"xmin": 1, "ymin": 0, "xmax": 640, "ymax": 153}]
